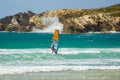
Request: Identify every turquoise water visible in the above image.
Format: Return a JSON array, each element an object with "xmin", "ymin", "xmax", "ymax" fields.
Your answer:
[
  {"xmin": 0, "ymin": 32, "xmax": 120, "ymax": 48},
  {"xmin": 0, "ymin": 32, "xmax": 120, "ymax": 75}
]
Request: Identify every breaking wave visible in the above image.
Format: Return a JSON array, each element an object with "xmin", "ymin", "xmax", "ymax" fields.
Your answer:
[
  {"xmin": 33, "ymin": 16, "xmax": 63, "ymax": 33},
  {"xmin": 0, "ymin": 66, "xmax": 120, "ymax": 75}
]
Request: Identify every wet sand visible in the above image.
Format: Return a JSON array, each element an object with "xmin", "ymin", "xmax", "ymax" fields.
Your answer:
[{"xmin": 0, "ymin": 69, "xmax": 120, "ymax": 80}]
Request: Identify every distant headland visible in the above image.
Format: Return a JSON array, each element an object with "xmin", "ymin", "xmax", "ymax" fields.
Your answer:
[{"xmin": 0, "ymin": 4, "xmax": 120, "ymax": 33}]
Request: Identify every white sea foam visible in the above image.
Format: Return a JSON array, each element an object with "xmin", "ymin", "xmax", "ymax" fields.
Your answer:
[
  {"xmin": 59, "ymin": 48, "xmax": 101, "ymax": 54},
  {"xmin": 88, "ymin": 31, "xmax": 120, "ymax": 34},
  {"xmin": 33, "ymin": 16, "xmax": 63, "ymax": 33},
  {"xmin": 0, "ymin": 66, "xmax": 120, "ymax": 75},
  {"xmin": 0, "ymin": 48, "xmax": 120, "ymax": 54}
]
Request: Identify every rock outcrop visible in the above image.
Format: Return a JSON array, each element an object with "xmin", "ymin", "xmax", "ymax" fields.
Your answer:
[
  {"xmin": 0, "ymin": 10, "xmax": 35, "ymax": 32},
  {"xmin": 62, "ymin": 14, "xmax": 120, "ymax": 33},
  {"xmin": 0, "ymin": 4, "xmax": 120, "ymax": 33}
]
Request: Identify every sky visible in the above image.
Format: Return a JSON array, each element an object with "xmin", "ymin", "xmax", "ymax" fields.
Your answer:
[{"xmin": 0, "ymin": 0, "xmax": 120, "ymax": 18}]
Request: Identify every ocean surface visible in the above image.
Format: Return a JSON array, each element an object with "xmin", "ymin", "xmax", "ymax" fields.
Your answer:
[{"xmin": 0, "ymin": 32, "xmax": 120, "ymax": 75}]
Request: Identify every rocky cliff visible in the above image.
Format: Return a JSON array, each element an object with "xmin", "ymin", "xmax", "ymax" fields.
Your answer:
[
  {"xmin": 0, "ymin": 11, "xmax": 35, "ymax": 32},
  {"xmin": 0, "ymin": 4, "xmax": 120, "ymax": 33}
]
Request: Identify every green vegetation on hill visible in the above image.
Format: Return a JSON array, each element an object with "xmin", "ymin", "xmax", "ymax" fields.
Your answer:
[{"xmin": 83, "ymin": 4, "xmax": 120, "ymax": 17}]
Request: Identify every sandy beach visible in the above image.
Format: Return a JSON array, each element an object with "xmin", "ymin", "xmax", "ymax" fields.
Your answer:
[{"xmin": 0, "ymin": 69, "xmax": 120, "ymax": 80}]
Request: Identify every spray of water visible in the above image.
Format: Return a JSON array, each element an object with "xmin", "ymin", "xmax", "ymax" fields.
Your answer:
[{"xmin": 34, "ymin": 16, "xmax": 63, "ymax": 33}]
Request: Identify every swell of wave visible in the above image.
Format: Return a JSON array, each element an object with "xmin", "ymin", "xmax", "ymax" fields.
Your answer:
[
  {"xmin": 0, "ymin": 48, "xmax": 120, "ymax": 61},
  {"xmin": 0, "ymin": 48, "xmax": 120, "ymax": 54}
]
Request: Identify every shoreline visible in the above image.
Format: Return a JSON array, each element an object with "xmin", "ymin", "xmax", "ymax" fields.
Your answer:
[{"xmin": 0, "ymin": 69, "xmax": 120, "ymax": 80}]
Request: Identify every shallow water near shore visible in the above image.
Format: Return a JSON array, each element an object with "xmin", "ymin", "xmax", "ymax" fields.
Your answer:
[{"xmin": 0, "ymin": 70, "xmax": 120, "ymax": 80}]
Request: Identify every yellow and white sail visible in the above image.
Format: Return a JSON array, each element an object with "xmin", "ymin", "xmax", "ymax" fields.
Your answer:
[{"xmin": 52, "ymin": 29, "xmax": 59, "ymax": 42}]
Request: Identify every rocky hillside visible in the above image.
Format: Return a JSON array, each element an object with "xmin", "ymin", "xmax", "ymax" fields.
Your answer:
[
  {"xmin": 0, "ymin": 11, "xmax": 35, "ymax": 32},
  {"xmin": 0, "ymin": 4, "xmax": 120, "ymax": 33}
]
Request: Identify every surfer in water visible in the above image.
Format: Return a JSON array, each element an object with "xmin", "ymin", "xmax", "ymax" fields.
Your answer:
[
  {"xmin": 50, "ymin": 40, "xmax": 58, "ymax": 54},
  {"xmin": 50, "ymin": 29, "xmax": 59, "ymax": 54}
]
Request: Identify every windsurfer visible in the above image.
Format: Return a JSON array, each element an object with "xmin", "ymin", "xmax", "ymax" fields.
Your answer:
[
  {"xmin": 50, "ymin": 40, "xmax": 58, "ymax": 54},
  {"xmin": 50, "ymin": 29, "xmax": 59, "ymax": 54}
]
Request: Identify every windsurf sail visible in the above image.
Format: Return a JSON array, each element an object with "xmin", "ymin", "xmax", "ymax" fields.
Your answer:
[{"xmin": 50, "ymin": 29, "xmax": 59, "ymax": 54}]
